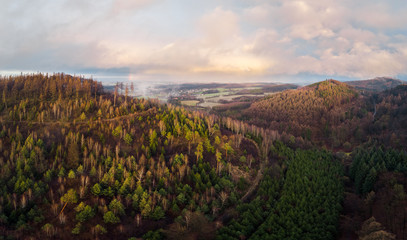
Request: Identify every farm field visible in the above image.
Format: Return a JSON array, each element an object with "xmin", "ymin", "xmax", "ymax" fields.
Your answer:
[
  {"xmin": 166, "ymin": 83, "xmax": 297, "ymax": 109},
  {"xmin": 180, "ymin": 100, "xmax": 200, "ymax": 106}
]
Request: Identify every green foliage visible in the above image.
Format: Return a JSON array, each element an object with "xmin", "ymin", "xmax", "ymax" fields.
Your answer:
[
  {"xmin": 42, "ymin": 223, "xmax": 54, "ymax": 236},
  {"xmin": 250, "ymin": 146, "xmax": 344, "ymax": 240},
  {"xmin": 172, "ymin": 153, "xmax": 184, "ymax": 166},
  {"xmin": 103, "ymin": 211, "xmax": 120, "ymax": 224},
  {"xmin": 112, "ymin": 126, "xmax": 122, "ymax": 137},
  {"xmin": 75, "ymin": 203, "xmax": 95, "ymax": 222},
  {"xmin": 176, "ymin": 193, "xmax": 186, "ymax": 204},
  {"xmin": 68, "ymin": 170, "xmax": 76, "ymax": 179},
  {"xmin": 71, "ymin": 222, "xmax": 82, "ymax": 235},
  {"xmin": 350, "ymin": 146, "xmax": 407, "ymax": 195},
  {"xmin": 79, "ymin": 112, "xmax": 86, "ymax": 121},
  {"xmin": 91, "ymin": 183, "xmax": 101, "ymax": 196},
  {"xmin": 151, "ymin": 206, "xmax": 165, "ymax": 220},
  {"xmin": 94, "ymin": 224, "xmax": 107, "ymax": 235},
  {"xmin": 124, "ymin": 133, "xmax": 133, "ymax": 145},
  {"xmin": 61, "ymin": 189, "xmax": 78, "ymax": 204},
  {"xmin": 142, "ymin": 229, "xmax": 164, "ymax": 240},
  {"xmin": 217, "ymin": 168, "xmax": 281, "ymax": 239},
  {"xmin": 195, "ymin": 142, "xmax": 203, "ymax": 161},
  {"xmin": 109, "ymin": 199, "xmax": 125, "ymax": 216},
  {"xmin": 77, "ymin": 165, "xmax": 84, "ymax": 174},
  {"xmin": 58, "ymin": 167, "xmax": 66, "ymax": 177}
]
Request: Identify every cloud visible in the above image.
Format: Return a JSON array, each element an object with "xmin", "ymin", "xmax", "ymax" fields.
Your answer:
[
  {"xmin": 110, "ymin": 0, "xmax": 160, "ymax": 15},
  {"xmin": 198, "ymin": 7, "xmax": 240, "ymax": 45},
  {"xmin": 1, "ymin": 0, "xmax": 407, "ymax": 81}
]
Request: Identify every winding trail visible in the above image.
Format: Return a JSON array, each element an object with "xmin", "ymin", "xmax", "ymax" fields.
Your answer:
[
  {"xmin": 241, "ymin": 158, "xmax": 266, "ymax": 202},
  {"xmin": 0, "ymin": 108, "xmax": 154, "ymax": 125},
  {"xmin": 240, "ymin": 138, "xmax": 267, "ymax": 203}
]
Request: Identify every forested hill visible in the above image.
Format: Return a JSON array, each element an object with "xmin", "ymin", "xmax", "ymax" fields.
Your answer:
[
  {"xmin": 244, "ymin": 80, "xmax": 363, "ymax": 148},
  {"xmin": 0, "ymin": 73, "xmax": 276, "ymax": 239},
  {"xmin": 370, "ymin": 84, "xmax": 407, "ymax": 148},
  {"xmin": 243, "ymin": 79, "xmax": 407, "ymax": 150},
  {"xmin": 346, "ymin": 77, "xmax": 405, "ymax": 92}
]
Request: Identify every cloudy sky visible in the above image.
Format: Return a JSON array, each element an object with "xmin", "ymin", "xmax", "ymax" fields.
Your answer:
[{"xmin": 1, "ymin": 0, "xmax": 407, "ymax": 83}]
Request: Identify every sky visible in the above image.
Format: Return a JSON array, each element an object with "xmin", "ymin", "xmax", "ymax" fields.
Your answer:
[{"xmin": 1, "ymin": 0, "xmax": 407, "ymax": 84}]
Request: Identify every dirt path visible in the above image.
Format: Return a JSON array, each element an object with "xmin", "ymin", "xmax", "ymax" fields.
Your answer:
[
  {"xmin": 240, "ymin": 138, "xmax": 267, "ymax": 203},
  {"xmin": 241, "ymin": 158, "xmax": 266, "ymax": 202},
  {"xmin": 0, "ymin": 109, "xmax": 154, "ymax": 125}
]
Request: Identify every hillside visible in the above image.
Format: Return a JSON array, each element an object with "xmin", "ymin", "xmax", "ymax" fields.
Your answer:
[
  {"xmin": 346, "ymin": 77, "xmax": 405, "ymax": 92},
  {"xmin": 244, "ymin": 80, "xmax": 365, "ymax": 148},
  {"xmin": 0, "ymin": 73, "xmax": 271, "ymax": 239},
  {"xmin": 370, "ymin": 84, "xmax": 407, "ymax": 147}
]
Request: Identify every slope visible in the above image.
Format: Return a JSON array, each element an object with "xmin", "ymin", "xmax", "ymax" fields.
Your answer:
[
  {"xmin": 244, "ymin": 79, "xmax": 364, "ymax": 148},
  {"xmin": 0, "ymin": 73, "xmax": 268, "ymax": 239},
  {"xmin": 346, "ymin": 77, "xmax": 405, "ymax": 92}
]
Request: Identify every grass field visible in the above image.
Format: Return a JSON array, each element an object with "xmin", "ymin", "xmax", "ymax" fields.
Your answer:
[
  {"xmin": 198, "ymin": 101, "xmax": 223, "ymax": 108},
  {"xmin": 181, "ymin": 100, "xmax": 200, "ymax": 106}
]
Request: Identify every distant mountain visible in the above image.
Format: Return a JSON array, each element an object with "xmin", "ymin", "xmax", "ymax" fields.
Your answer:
[
  {"xmin": 346, "ymin": 77, "xmax": 405, "ymax": 92},
  {"xmin": 262, "ymin": 83, "xmax": 298, "ymax": 93}
]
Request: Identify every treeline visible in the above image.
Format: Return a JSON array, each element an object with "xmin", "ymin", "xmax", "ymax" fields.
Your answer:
[
  {"xmin": 0, "ymin": 73, "xmax": 159, "ymax": 123},
  {"xmin": 0, "ymin": 73, "xmax": 102, "ymax": 104}
]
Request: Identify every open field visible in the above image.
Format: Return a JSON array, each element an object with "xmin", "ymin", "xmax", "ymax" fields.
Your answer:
[
  {"xmin": 143, "ymin": 82, "xmax": 299, "ymax": 109},
  {"xmin": 180, "ymin": 100, "xmax": 200, "ymax": 106},
  {"xmin": 198, "ymin": 101, "xmax": 223, "ymax": 108}
]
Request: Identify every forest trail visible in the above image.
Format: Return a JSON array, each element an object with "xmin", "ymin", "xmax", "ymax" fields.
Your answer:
[
  {"xmin": 241, "ymin": 158, "xmax": 265, "ymax": 202},
  {"xmin": 0, "ymin": 108, "xmax": 154, "ymax": 125},
  {"xmin": 240, "ymin": 138, "xmax": 267, "ymax": 203}
]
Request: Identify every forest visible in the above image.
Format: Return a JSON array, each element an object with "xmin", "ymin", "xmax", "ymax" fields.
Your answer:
[
  {"xmin": 243, "ymin": 79, "xmax": 407, "ymax": 150},
  {"xmin": 0, "ymin": 73, "xmax": 406, "ymax": 239}
]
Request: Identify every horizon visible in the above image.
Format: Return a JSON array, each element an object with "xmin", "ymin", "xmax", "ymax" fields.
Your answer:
[
  {"xmin": 0, "ymin": 71, "xmax": 405, "ymax": 88},
  {"xmin": 1, "ymin": 1, "xmax": 407, "ymax": 84}
]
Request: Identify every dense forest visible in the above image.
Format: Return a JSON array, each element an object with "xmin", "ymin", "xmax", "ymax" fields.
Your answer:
[
  {"xmin": 0, "ymin": 73, "xmax": 276, "ymax": 239},
  {"xmin": 0, "ymin": 73, "xmax": 406, "ymax": 239},
  {"xmin": 243, "ymin": 79, "xmax": 407, "ymax": 150},
  {"xmin": 218, "ymin": 142, "xmax": 344, "ymax": 240}
]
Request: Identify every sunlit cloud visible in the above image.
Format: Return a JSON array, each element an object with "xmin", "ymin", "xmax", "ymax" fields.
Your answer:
[{"xmin": 1, "ymin": 0, "xmax": 407, "ymax": 82}]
